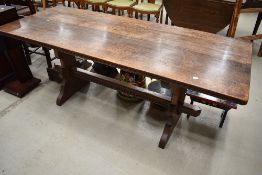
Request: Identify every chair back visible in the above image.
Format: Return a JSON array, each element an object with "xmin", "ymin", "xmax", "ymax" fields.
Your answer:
[{"xmin": 163, "ymin": 0, "xmax": 242, "ymax": 34}]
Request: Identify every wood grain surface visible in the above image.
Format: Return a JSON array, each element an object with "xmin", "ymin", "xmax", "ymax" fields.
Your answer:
[
  {"xmin": 163, "ymin": 0, "xmax": 235, "ymax": 33},
  {"xmin": 0, "ymin": 7, "xmax": 252, "ymax": 104}
]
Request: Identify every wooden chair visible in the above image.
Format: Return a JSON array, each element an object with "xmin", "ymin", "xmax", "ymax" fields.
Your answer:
[
  {"xmin": 105, "ymin": 0, "xmax": 136, "ymax": 17},
  {"xmin": 159, "ymin": 0, "xmax": 245, "ymax": 128},
  {"xmin": 68, "ymin": 0, "xmax": 86, "ymax": 8},
  {"xmin": 131, "ymin": 0, "xmax": 163, "ymax": 21},
  {"xmin": 84, "ymin": 0, "xmax": 109, "ymax": 11},
  {"xmin": 237, "ymin": 0, "xmax": 262, "ymax": 56},
  {"xmin": 52, "ymin": 0, "xmax": 65, "ymax": 6},
  {"xmin": 163, "ymin": 0, "xmax": 240, "ymax": 34},
  {"xmin": 40, "ymin": 0, "xmax": 66, "ymax": 10},
  {"xmin": 45, "ymin": 0, "xmax": 87, "ymax": 9},
  {"xmin": 186, "ymin": 90, "xmax": 237, "ymax": 128}
]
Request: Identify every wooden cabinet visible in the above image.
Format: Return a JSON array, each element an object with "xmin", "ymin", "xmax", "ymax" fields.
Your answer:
[{"xmin": 0, "ymin": 48, "xmax": 13, "ymax": 88}]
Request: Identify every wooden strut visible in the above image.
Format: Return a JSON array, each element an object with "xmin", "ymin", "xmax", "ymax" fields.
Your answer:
[
  {"xmin": 158, "ymin": 86, "xmax": 186, "ymax": 149},
  {"xmin": 56, "ymin": 52, "xmax": 89, "ymax": 106},
  {"xmin": 56, "ymin": 51, "xmax": 201, "ymax": 148},
  {"xmin": 238, "ymin": 34, "xmax": 262, "ymax": 41}
]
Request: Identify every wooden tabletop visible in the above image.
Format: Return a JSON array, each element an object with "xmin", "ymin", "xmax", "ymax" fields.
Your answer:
[{"xmin": 0, "ymin": 7, "xmax": 252, "ymax": 105}]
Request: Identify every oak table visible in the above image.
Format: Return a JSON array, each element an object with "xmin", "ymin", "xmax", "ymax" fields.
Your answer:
[{"xmin": 0, "ymin": 7, "xmax": 252, "ymax": 149}]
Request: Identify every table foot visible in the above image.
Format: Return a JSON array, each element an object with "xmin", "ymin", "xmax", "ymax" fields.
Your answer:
[
  {"xmin": 56, "ymin": 51, "xmax": 89, "ymax": 106},
  {"xmin": 158, "ymin": 85, "xmax": 185, "ymax": 149},
  {"xmin": 56, "ymin": 76, "xmax": 87, "ymax": 106},
  {"xmin": 159, "ymin": 123, "xmax": 175, "ymax": 149},
  {"xmin": 4, "ymin": 77, "xmax": 41, "ymax": 98}
]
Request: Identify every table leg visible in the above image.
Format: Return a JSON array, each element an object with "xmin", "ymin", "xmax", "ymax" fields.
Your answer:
[
  {"xmin": 42, "ymin": 0, "xmax": 46, "ymax": 10},
  {"xmin": 56, "ymin": 52, "xmax": 89, "ymax": 106},
  {"xmin": 159, "ymin": 85, "xmax": 186, "ymax": 149}
]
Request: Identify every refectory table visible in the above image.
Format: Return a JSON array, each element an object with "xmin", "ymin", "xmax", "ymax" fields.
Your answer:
[{"xmin": 0, "ymin": 7, "xmax": 252, "ymax": 149}]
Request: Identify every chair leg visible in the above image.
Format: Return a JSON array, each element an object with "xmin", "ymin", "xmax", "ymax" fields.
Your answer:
[
  {"xmin": 140, "ymin": 13, "xmax": 143, "ymax": 20},
  {"xmin": 23, "ymin": 43, "xmax": 32, "ymax": 65},
  {"xmin": 219, "ymin": 109, "xmax": 229, "ymax": 128},
  {"xmin": 252, "ymin": 12, "xmax": 262, "ymax": 36},
  {"xmin": 135, "ymin": 11, "xmax": 138, "ymax": 19},
  {"xmin": 128, "ymin": 9, "xmax": 132, "ymax": 18},
  {"xmin": 156, "ymin": 14, "xmax": 160, "ymax": 23},
  {"xmin": 43, "ymin": 47, "xmax": 52, "ymax": 68},
  {"xmin": 186, "ymin": 100, "xmax": 194, "ymax": 119},
  {"xmin": 118, "ymin": 9, "xmax": 121, "ymax": 16},
  {"xmin": 165, "ymin": 13, "xmax": 168, "ymax": 25},
  {"xmin": 147, "ymin": 14, "xmax": 150, "ymax": 21},
  {"xmin": 160, "ymin": 9, "xmax": 163, "ymax": 24},
  {"xmin": 103, "ymin": 5, "xmax": 108, "ymax": 13},
  {"xmin": 258, "ymin": 42, "xmax": 262, "ymax": 57},
  {"xmin": 52, "ymin": 0, "xmax": 56, "ymax": 6},
  {"xmin": 95, "ymin": 5, "xmax": 100, "ymax": 11}
]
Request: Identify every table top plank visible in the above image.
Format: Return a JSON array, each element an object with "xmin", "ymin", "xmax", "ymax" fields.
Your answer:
[{"xmin": 0, "ymin": 7, "xmax": 252, "ymax": 105}]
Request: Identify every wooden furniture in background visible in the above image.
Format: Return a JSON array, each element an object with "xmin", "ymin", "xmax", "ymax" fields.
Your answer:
[
  {"xmin": 0, "ymin": 47, "xmax": 14, "ymax": 88},
  {"xmin": 41, "ymin": 0, "xmax": 66, "ymax": 10},
  {"xmin": 157, "ymin": 0, "xmax": 245, "ymax": 127},
  {"xmin": 186, "ymin": 90, "xmax": 237, "ymax": 128},
  {"xmin": 0, "ymin": 5, "xmax": 40, "ymax": 97},
  {"xmin": 68, "ymin": 0, "xmax": 86, "ymax": 8},
  {"xmin": 239, "ymin": 0, "xmax": 262, "ymax": 56},
  {"xmin": 131, "ymin": 0, "xmax": 163, "ymax": 21},
  {"xmin": 0, "ymin": 5, "xmax": 15, "ymax": 88},
  {"xmin": 163, "ymin": 0, "xmax": 236, "ymax": 33},
  {"xmin": 105, "ymin": 0, "xmax": 136, "ymax": 16},
  {"xmin": 52, "ymin": 0, "xmax": 65, "ymax": 6},
  {"xmin": 84, "ymin": 0, "xmax": 109, "ymax": 11},
  {"xmin": 0, "ymin": 7, "xmax": 252, "ymax": 149},
  {"xmin": 3, "ymin": 0, "xmax": 36, "ymax": 15}
]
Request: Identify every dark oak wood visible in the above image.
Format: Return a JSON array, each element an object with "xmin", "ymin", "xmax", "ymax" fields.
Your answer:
[
  {"xmin": 0, "ymin": 5, "xmax": 40, "ymax": 96},
  {"xmin": 0, "ymin": 7, "xmax": 252, "ymax": 148},
  {"xmin": 3, "ymin": 77, "xmax": 41, "ymax": 97},
  {"xmin": 56, "ymin": 51, "xmax": 88, "ymax": 106},
  {"xmin": 0, "ymin": 7, "xmax": 252, "ymax": 105},
  {"xmin": 163, "ymin": 0, "xmax": 235, "ymax": 34},
  {"xmin": 0, "ymin": 45, "xmax": 14, "ymax": 88},
  {"xmin": 1, "ymin": 36, "xmax": 41, "ymax": 97},
  {"xmin": 76, "ymin": 67, "xmax": 201, "ymax": 117},
  {"xmin": 159, "ymin": 86, "xmax": 185, "ymax": 149},
  {"xmin": 0, "ymin": 6, "xmax": 16, "ymax": 88}
]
